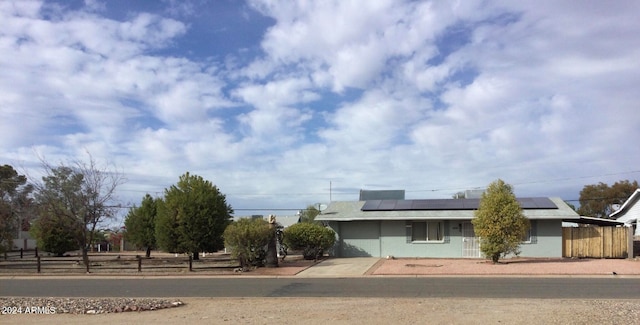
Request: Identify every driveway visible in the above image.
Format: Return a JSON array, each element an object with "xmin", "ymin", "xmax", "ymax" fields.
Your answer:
[{"xmin": 296, "ymin": 257, "xmax": 380, "ymax": 277}]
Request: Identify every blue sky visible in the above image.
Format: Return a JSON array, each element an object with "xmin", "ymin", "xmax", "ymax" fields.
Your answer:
[{"xmin": 2, "ymin": 0, "xmax": 639, "ymax": 221}]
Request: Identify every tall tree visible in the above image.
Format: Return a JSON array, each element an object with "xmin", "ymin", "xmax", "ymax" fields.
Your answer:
[
  {"xmin": 155, "ymin": 172, "xmax": 233, "ymax": 260},
  {"xmin": 472, "ymin": 179, "xmax": 529, "ymax": 263},
  {"xmin": 0, "ymin": 165, "xmax": 34, "ymax": 253},
  {"xmin": 33, "ymin": 155, "xmax": 125, "ymax": 272},
  {"xmin": 577, "ymin": 180, "xmax": 639, "ymax": 218},
  {"xmin": 124, "ymin": 194, "xmax": 158, "ymax": 258}
]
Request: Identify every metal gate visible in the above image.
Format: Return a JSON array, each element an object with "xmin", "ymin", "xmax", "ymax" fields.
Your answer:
[{"xmin": 462, "ymin": 222, "xmax": 481, "ymax": 258}]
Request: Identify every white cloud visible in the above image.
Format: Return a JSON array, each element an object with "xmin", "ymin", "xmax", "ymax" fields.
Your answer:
[{"xmin": 1, "ymin": 0, "xmax": 640, "ymax": 216}]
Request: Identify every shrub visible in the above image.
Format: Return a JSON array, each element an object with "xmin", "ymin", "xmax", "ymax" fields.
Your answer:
[
  {"xmin": 223, "ymin": 218, "xmax": 273, "ymax": 268},
  {"xmin": 283, "ymin": 223, "xmax": 335, "ymax": 260},
  {"xmin": 30, "ymin": 214, "xmax": 79, "ymax": 257}
]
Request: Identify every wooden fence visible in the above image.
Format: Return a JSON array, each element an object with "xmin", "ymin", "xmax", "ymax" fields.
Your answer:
[
  {"xmin": 0, "ymin": 253, "xmax": 240, "ymax": 274},
  {"xmin": 562, "ymin": 226, "xmax": 631, "ymax": 258}
]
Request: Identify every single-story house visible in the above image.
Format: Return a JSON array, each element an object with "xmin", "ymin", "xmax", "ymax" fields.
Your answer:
[
  {"xmin": 316, "ymin": 196, "xmax": 579, "ymax": 258},
  {"xmin": 611, "ymin": 189, "xmax": 640, "ymax": 236},
  {"xmin": 232, "ymin": 215, "xmax": 300, "ymax": 228}
]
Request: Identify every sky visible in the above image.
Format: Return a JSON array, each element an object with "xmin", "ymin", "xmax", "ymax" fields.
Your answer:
[{"xmin": 1, "ymin": 0, "xmax": 639, "ymax": 222}]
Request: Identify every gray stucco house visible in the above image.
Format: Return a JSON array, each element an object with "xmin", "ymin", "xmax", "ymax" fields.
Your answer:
[{"xmin": 316, "ymin": 196, "xmax": 579, "ymax": 258}]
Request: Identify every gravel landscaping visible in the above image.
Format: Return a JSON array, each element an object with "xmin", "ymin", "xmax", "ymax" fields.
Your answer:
[{"xmin": 0, "ymin": 297, "xmax": 183, "ymax": 314}]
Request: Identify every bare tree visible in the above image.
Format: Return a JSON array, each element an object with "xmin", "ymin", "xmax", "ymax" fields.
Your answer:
[{"xmin": 32, "ymin": 153, "xmax": 125, "ymax": 272}]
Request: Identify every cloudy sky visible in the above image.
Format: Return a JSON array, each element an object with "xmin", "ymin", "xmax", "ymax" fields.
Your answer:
[{"xmin": 2, "ymin": 0, "xmax": 639, "ymax": 220}]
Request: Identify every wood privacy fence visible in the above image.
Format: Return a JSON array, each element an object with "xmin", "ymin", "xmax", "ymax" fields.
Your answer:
[{"xmin": 562, "ymin": 226, "xmax": 631, "ymax": 258}]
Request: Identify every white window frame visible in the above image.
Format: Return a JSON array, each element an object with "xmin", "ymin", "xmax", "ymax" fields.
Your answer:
[{"xmin": 521, "ymin": 227, "xmax": 532, "ymax": 244}]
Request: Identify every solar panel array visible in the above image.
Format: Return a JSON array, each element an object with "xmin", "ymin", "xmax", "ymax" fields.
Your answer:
[{"xmin": 361, "ymin": 197, "xmax": 557, "ymax": 211}]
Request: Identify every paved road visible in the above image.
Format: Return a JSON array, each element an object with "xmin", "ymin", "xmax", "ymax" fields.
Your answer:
[{"xmin": 2, "ymin": 277, "xmax": 639, "ymax": 299}]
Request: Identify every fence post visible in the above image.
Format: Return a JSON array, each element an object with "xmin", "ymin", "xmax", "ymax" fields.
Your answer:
[
  {"xmin": 188, "ymin": 255, "xmax": 193, "ymax": 272},
  {"xmin": 20, "ymin": 248, "xmax": 23, "ymax": 259},
  {"xmin": 628, "ymin": 227, "xmax": 634, "ymax": 259},
  {"xmin": 37, "ymin": 256, "xmax": 41, "ymax": 273},
  {"xmin": 137, "ymin": 256, "xmax": 142, "ymax": 272},
  {"xmin": 35, "ymin": 247, "xmax": 38, "ymax": 258}
]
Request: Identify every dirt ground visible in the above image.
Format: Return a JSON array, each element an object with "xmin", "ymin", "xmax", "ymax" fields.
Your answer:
[
  {"xmin": 372, "ymin": 257, "xmax": 640, "ymax": 276},
  {"xmin": 3, "ymin": 297, "xmax": 640, "ymax": 325}
]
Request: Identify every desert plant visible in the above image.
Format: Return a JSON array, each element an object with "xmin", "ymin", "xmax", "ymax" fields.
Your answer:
[
  {"xmin": 472, "ymin": 179, "xmax": 529, "ymax": 263},
  {"xmin": 283, "ymin": 223, "xmax": 335, "ymax": 260},
  {"xmin": 223, "ymin": 218, "xmax": 273, "ymax": 268}
]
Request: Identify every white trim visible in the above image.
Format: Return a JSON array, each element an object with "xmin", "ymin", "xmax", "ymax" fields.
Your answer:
[{"xmin": 611, "ymin": 189, "xmax": 640, "ymax": 218}]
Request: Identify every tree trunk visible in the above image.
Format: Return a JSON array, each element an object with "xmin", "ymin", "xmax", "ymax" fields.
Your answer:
[
  {"xmin": 145, "ymin": 246, "xmax": 151, "ymax": 258},
  {"xmin": 193, "ymin": 251, "xmax": 199, "ymax": 260},
  {"xmin": 491, "ymin": 253, "xmax": 500, "ymax": 264},
  {"xmin": 265, "ymin": 224, "xmax": 278, "ymax": 267},
  {"xmin": 82, "ymin": 246, "xmax": 90, "ymax": 273}
]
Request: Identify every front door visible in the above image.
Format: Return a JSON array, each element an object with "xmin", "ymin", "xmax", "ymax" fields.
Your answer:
[{"xmin": 462, "ymin": 222, "xmax": 481, "ymax": 258}]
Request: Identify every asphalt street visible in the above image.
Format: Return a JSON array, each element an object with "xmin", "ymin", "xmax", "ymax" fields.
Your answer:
[{"xmin": 1, "ymin": 277, "xmax": 639, "ymax": 299}]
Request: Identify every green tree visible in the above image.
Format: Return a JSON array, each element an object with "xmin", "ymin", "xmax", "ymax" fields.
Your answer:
[
  {"xmin": 124, "ymin": 194, "xmax": 158, "ymax": 257},
  {"xmin": 299, "ymin": 205, "xmax": 320, "ymax": 223},
  {"xmin": 33, "ymin": 155, "xmax": 124, "ymax": 272},
  {"xmin": 577, "ymin": 180, "xmax": 639, "ymax": 218},
  {"xmin": 0, "ymin": 165, "xmax": 34, "ymax": 253},
  {"xmin": 283, "ymin": 222, "xmax": 335, "ymax": 260},
  {"xmin": 472, "ymin": 179, "xmax": 529, "ymax": 264},
  {"xmin": 223, "ymin": 218, "xmax": 272, "ymax": 269},
  {"xmin": 155, "ymin": 172, "xmax": 233, "ymax": 260},
  {"xmin": 30, "ymin": 213, "xmax": 79, "ymax": 256}
]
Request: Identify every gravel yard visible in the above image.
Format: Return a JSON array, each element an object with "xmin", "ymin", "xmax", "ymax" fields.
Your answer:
[{"xmin": 2, "ymin": 297, "xmax": 639, "ymax": 324}]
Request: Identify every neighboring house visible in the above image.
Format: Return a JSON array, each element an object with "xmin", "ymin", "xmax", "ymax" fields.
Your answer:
[
  {"xmin": 11, "ymin": 231, "xmax": 37, "ymax": 251},
  {"xmin": 611, "ymin": 189, "xmax": 640, "ymax": 236},
  {"xmin": 232, "ymin": 214, "xmax": 300, "ymax": 228},
  {"xmin": 317, "ymin": 195, "xmax": 579, "ymax": 258}
]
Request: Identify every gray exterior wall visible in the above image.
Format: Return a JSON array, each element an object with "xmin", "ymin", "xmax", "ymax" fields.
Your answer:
[
  {"xmin": 327, "ymin": 219, "xmax": 564, "ymax": 258},
  {"xmin": 518, "ymin": 219, "xmax": 563, "ymax": 257}
]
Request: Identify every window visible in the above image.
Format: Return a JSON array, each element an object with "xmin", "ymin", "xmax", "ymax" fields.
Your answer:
[
  {"xmin": 521, "ymin": 220, "xmax": 536, "ymax": 244},
  {"xmin": 411, "ymin": 221, "xmax": 443, "ymax": 242},
  {"xmin": 521, "ymin": 227, "xmax": 532, "ymax": 243}
]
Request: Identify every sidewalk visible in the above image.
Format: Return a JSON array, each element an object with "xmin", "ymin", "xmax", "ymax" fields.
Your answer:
[{"xmin": 296, "ymin": 257, "xmax": 640, "ymax": 277}]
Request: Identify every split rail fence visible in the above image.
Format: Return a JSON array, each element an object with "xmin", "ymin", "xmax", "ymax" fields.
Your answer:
[{"xmin": 0, "ymin": 252, "xmax": 239, "ymax": 274}]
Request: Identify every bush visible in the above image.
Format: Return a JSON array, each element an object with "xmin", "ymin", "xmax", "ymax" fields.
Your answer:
[
  {"xmin": 283, "ymin": 223, "xmax": 335, "ymax": 260},
  {"xmin": 30, "ymin": 214, "xmax": 79, "ymax": 257},
  {"xmin": 223, "ymin": 218, "xmax": 273, "ymax": 268}
]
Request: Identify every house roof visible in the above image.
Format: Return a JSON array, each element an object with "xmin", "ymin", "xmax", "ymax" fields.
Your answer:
[
  {"xmin": 233, "ymin": 215, "xmax": 300, "ymax": 228},
  {"xmin": 317, "ymin": 197, "xmax": 579, "ymax": 222},
  {"xmin": 610, "ymin": 189, "xmax": 640, "ymax": 222},
  {"xmin": 562, "ymin": 216, "xmax": 626, "ymax": 227}
]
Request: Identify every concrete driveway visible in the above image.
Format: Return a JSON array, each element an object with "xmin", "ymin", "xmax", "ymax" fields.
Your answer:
[{"xmin": 296, "ymin": 257, "xmax": 380, "ymax": 277}]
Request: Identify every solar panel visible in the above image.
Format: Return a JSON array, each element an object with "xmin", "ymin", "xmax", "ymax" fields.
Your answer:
[
  {"xmin": 531, "ymin": 197, "xmax": 557, "ymax": 209},
  {"xmin": 517, "ymin": 198, "xmax": 536, "ymax": 209},
  {"xmin": 462, "ymin": 199, "xmax": 480, "ymax": 209},
  {"xmin": 378, "ymin": 200, "xmax": 398, "ymax": 210},
  {"xmin": 361, "ymin": 197, "xmax": 558, "ymax": 211},
  {"xmin": 395, "ymin": 200, "xmax": 414, "ymax": 210},
  {"xmin": 361, "ymin": 200, "xmax": 382, "ymax": 210},
  {"xmin": 411, "ymin": 200, "xmax": 431, "ymax": 210}
]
